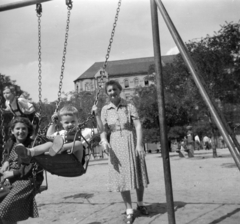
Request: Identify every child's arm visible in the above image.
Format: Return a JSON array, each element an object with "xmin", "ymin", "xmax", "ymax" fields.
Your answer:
[
  {"xmin": 46, "ymin": 112, "xmax": 58, "ymax": 136},
  {"xmin": 17, "ymin": 97, "xmax": 36, "ymax": 114}
]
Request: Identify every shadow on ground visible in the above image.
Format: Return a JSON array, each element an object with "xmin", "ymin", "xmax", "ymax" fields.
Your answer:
[
  {"xmin": 134, "ymin": 201, "xmax": 186, "ymax": 218},
  {"xmin": 64, "ymin": 193, "xmax": 94, "ymax": 200},
  {"xmin": 221, "ymin": 163, "xmax": 236, "ymax": 168},
  {"xmin": 209, "ymin": 208, "xmax": 240, "ymax": 224}
]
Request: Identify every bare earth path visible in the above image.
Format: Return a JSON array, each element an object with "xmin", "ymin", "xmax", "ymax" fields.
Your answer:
[{"xmin": 20, "ymin": 148, "xmax": 240, "ymax": 224}]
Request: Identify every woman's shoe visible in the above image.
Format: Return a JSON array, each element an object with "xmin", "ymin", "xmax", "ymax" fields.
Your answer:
[
  {"xmin": 137, "ymin": 205, "xmax": 149, "ymax": 215},
  {"xmin": 15, "ymin": 144, "xmax": 32, "ymax": 164},
  {"xmin": 126, "ymin": 213, "xmax": 134, "ymax": 224},
  {"xmin": 49, "ymin": 135, "xmax": 64, "ymax": 156}
]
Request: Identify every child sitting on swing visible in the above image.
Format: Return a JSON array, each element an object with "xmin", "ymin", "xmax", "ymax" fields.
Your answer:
[{"xmin": 15, "ymin": 104, "xmax": 102, "ymax": 164}]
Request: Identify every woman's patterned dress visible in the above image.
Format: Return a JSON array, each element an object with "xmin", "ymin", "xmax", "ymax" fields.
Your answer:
[
  {"xmin": 0, "ymin": 140, "xmax": 43, "ymax": 222},
  {"xmin": 101, "ymin": 99, "xmax": 149, "ymax": 192}
]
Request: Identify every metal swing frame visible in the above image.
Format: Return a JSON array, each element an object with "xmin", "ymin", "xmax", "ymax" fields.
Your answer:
[
  {"xmin": 31, "ymin": 0, "xmax": 121, "ymax": 182},
  {"xmin": 4, "ymin": 0, "xmax": 238, "ymax": 223}
]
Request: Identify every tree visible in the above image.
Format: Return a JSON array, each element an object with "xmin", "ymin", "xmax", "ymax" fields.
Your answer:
[
  {"xmin": 133, "ymin": 21, "xmax": 240, "ymax": 155},
  {"xmin": 163, "ymin": 21, "xmax": 240, "ymax": 156},
  {"xmin": 132, "ymin": 85, "xmax": 191, "ymax": 143}
]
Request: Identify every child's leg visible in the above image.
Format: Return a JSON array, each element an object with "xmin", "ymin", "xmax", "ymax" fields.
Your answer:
[
  {"xmin": 30, "ymin": 142, "xmax": 53, "ymax": 156},
  {"xmin": 72, "ymin": 144, "xmax": 84, "ymax": 162}
]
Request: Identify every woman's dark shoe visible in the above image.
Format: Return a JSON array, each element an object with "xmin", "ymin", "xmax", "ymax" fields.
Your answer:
[
  {"xmin": 15, "ymin": 144, "xmax": 32, "ymax": 164},
  {"xmin": 126, "ymin": 213, "xmax": 134, "ymax": 224},
  {"xmin": 49, "ymin": 135, "xmax": 64, "ymax": 156},
  {"xmin": 137, "ymin": 205, "xmax": 149, "ymax": 215}
]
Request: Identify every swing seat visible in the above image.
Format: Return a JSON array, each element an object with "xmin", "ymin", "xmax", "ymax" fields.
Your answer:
[
  {"xmin": 33, "ymin": 152, "xmax": 87, "ymax": 177},
  {"xmin": 31, "ymin": 134, "xmax": 91, "ymax": 177}
]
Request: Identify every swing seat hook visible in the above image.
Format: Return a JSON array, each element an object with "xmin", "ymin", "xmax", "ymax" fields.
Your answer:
[{"xmin": 66, "ymin": 0, "xmax": 73, "ymax": 9}]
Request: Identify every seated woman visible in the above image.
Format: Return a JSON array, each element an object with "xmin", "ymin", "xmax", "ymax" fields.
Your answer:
[{"xmin": 0, "ymin": 117, "xmax": 43, "ymax": 224}]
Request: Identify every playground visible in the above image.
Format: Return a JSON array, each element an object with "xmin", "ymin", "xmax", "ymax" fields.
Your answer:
[{"xmin": 20, "ymin": 148, "xmax": 240, "ymax": 224}]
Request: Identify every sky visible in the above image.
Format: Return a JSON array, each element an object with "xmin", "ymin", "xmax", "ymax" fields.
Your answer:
[{"xmin": 0, "ymin": 0, "xmax": 239, "ymax": 102}]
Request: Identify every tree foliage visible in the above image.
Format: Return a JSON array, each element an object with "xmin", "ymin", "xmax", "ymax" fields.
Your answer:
[{"xmin": 133, "ymin": 21, "xmax": 240, "ymax": 143}]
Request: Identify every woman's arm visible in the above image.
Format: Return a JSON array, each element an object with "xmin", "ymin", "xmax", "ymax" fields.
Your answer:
[
  {"xmin": 0, "ymin": 161, "xmax": 9, "ymax": 174},
  {"xmin": 133, "ymin": 119, "xmax": 145, "ymax": 154}
]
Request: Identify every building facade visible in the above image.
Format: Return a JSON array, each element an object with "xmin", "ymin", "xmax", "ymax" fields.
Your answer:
[{"xmin": 74, "ymin": 55, "xmax": 176, "ymax": 100}]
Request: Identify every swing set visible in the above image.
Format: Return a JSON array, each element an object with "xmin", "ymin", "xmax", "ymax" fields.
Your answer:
[
  {"xmin": 1, "ymin": 1, "xmax": 240, "ymax": 224},
  {"xmin": 0, "ymin": 0, "xmax": 121, "ymax": 191}
]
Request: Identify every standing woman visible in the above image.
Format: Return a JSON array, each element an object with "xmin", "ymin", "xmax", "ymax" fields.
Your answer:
[
  {"xmin": 99, "ymin": 80, "xmax": 149, "ymax": 224},
  {"xmin": 0, "ymin": 117, "xmax": 43, "ymax": 224}
]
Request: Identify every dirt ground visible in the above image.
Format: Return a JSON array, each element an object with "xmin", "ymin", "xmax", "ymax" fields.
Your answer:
[{"xmin": 20, "ymin": 148, "xmax": 240, "ymax": 224}]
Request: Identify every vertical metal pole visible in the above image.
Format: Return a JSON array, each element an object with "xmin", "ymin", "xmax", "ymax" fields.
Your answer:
[
  {"xmin": 150, "ymin": 0, "xmax": 176, "ymax": 223},
  {"xmin": 154, "ymin": 0, "xmax": 240, "ymax": 170}
]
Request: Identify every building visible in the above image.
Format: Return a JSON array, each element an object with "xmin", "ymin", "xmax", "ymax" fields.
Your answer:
[{"xmin": 74, "ymin": 55, "xmax": 176, "ymax": 100}]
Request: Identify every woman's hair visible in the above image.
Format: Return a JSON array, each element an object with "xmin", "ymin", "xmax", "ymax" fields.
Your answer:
[
  {"xmin": 59, "ymin": 105, "xmax": 79, "ymax": 119},
  {"xmin": 3, "ymin": 85, "xmax": 16, "ymax": 95},
  {"xmin": 9, "ymin": 117, "xmax": 34, "ymax": 141},
  {"xmin": 104, "ymin": 80, "xmax": 122, "ymax": 94}
]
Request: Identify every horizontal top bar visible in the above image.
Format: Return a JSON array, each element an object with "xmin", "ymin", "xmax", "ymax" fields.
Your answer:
[{"xmin": 0, "ymin": 0, "xmax": 53, "ymax": 12}]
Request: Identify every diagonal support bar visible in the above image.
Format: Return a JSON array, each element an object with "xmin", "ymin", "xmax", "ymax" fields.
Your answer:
[
  {"xmin": 150, "ymin": 0, "xmax": 176, "ymax": 223},
  {"xmin": 0, "ymin": 0, "xmax": 53, "ymax": 12},
  {"xmin": 154, "ymin": 0, "xmax": 240, "ymax": 170}
]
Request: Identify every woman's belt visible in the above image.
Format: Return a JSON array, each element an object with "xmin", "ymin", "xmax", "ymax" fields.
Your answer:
[{"xmin": 109, "ymin": 124, "xmax": 133, "ymax": 132}]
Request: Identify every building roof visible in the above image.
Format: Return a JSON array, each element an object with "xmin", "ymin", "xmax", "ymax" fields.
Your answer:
[{"xmin": 74, "ymin": 55, "xmax": 176, "ymax": 82}]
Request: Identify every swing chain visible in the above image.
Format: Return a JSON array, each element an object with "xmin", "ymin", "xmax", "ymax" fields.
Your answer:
[
  {"xmin": 94, "ymin": 0, "xmax": 121, "ymax": 107},
  {"xmin": 56, "ymin": 2, "xmax": 72, "ymax": 112},
  {"xmin": 36, "ymin": 4, "xmax": 42, "ymax": 118},
  {"xmin": 0, "ymin": 76, "xmax": 6, "ymax": 164},
  {"xmin": 101, "ymin": 0, "xmax": 121, "ymax": 74},
  {"xmin": 0, "ymin": 96, "xmax": 6, "ymax": 153}
]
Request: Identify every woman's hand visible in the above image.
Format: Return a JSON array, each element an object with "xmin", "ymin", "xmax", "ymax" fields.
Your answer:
[
  {"xmin": 1, "ymin": 171, "xmax": 14, "ymax": 183},
  {"xmin": 91, "ymin": 105, "xmax": 98, "ymax": 116},
  {"xmin": 136, "ymin": 144, "xmax": 146, "ymax": 158},
  {"xmin": 0, "ymin": 162, "xmax": 9, "ymax": 175},
  {"xmin": 100, "ymin": 139, "xmax": 111, "ymax": 155}
]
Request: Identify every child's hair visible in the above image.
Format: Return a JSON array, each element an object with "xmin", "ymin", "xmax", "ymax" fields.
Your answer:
[
  {"xmin": 3, "ymin": 85, "xmax": 16, "ymax": 95},
  {"xmin": 9, "ymin": 117, "xmax": 34, "ymax": 141},
  {"xmin": 59, "ymin": 105, "xmax": 79, "ymax": 119}
]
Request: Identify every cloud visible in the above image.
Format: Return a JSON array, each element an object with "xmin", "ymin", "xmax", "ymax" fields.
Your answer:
[{"xmin": 166, "ymin": 46, "xmax": 179, "ymax": 55}]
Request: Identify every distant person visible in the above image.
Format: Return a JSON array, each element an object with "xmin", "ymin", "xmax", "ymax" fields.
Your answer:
[
  {"xmin": 194, "ymin": 135, "xmax": 201, "ymax": 151},
  {"xmin": 1, "ymin": 85, "xmax": 40, "ymax": 136},
  {"xmin": 203, "ymin": 135, "xmax": 211, "ymax": 150},
  {"xmin": 186, "ymin": 126, "xmax": 195, "ymax": 157}
]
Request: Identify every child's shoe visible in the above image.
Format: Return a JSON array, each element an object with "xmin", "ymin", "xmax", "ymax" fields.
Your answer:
[
  {"xmin": 49, "ymin": 135, "xmax": 64, "ymax": 156},
  {"xmin": 15, "ymin": 144, "xmax": 32, "ymax": 164},
  {"xmin": 125, "ymin": 213, "xmax": 134, "ymax": 224}
]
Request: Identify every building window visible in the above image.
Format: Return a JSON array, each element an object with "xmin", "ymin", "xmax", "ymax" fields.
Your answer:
[
  {"xmin": 85, "ymin": 82, "xmax": 90, "ymax": 91},
  {"xmin": 76, "ymin": 85, "xmax": 79, "ymax": 93},
  {"xmin": 144, "ymin": 77, "xmax": 149, "ymax": 86},
  {"xmin": 124, "ymin": 79, "xmax": 129, "ymax": 88},
  {"xmin": 134, "ymin": 78, "xmax": 139, "ymax": 87}
]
